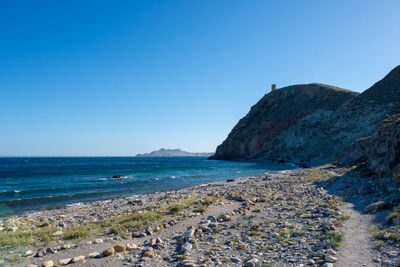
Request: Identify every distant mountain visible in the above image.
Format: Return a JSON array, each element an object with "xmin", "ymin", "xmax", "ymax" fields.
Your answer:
[{"xmin": 136, "ymin": 148, "xmax": 213, "ymax": 157}]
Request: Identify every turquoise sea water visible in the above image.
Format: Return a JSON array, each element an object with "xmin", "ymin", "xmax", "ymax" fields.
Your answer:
[{"xmin": 0, "ymin": 157, "xmax": 294, "ymax": 216}]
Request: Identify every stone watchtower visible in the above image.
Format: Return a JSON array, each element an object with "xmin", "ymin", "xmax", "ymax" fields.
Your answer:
[{"xmin": 271, "ymin": 84, "xmax": 276, "ymax": 91}]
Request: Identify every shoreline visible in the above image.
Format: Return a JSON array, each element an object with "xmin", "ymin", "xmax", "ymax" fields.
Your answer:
[
  {"xmin": 4, "ymin": 172, "xmax": 270, "ymax": 223},
  {"xmin": 3, "ymin": 161, "xmax": 302, "ymax": 220},
  {"xmin": 1, "ymin": 164, "xmax": 399, "ymax": 267},
  {"xmin": 0, "ymin": 157, "xmax": 298, "ymax": 217}
]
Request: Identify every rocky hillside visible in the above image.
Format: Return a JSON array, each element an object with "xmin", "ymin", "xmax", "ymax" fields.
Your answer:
[
  {"xmin": 344, "ymin": 114, "xmax": 400, "ymax": 175},
  {"xmin": 211, "ymin": 65, "xmax": 400, "ymax": 172},
  {"xmin": 210, "ymin": 83, "xmax": 358, "ymax": 160}
]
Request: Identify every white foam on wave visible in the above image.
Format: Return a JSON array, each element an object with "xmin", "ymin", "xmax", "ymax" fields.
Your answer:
[
  {"xmin": 66, "ymin": 202, "xmax": 86, "ymax": 209},
  {"xmin": 14, "ymin": 190, "xmax": 21, "ymax": 193},
  {"xmin": 169, "ymin": 176, "xmax": 176, "ymax": 179}
]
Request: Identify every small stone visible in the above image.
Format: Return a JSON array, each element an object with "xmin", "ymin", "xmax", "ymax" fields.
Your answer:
[
  {"xmin": 126, "ymin": 243, "xmax": 138, "ymax": 251},
  {"xmin": 327, "ymin": 248, "xmax": 336, "ymax": 255},
  {"xmin": 24, "ymin": 250, "xmax": 33, "ymax": 256},
  {"xmin": 103, "ymin": 247, "xmax": 115, "ymax": 257},
  {"xmin": 181, "ymin": 242, "xmax": 192, "ymax": 252},
  {"xmin": 46, "ymin": 247, "xmax": 55, "ymax": 254},
  {"xmin": 72, "ymin": 255, "xmax": 85, "ymax": 263},
  {"xmin": 231, "ymin": 257, "xmax": 241, "ymax": 263},
  {"xmin": 114, "ymin": 244, "xmax": 126, "ymax": 252},
  {"xmin": 207, "ymin": 215, "xmax": 217, "ymax": 222},
  {"xmin": 322, "ymin": 263, "xmax": 334, "ymax": 267},
  {"xmin": 308, "ymin": 259, "xmax": 315, "ymax": 265},
  {"xmin": 58, "ymin": 258, "xmax": 72, "ymax": 265},
  {"xmin": 143, "ymin": 250, "xmax": 155, "ymax": 257},
  {"xmin": 27, "ymin": 265, "xmax": 38, "ymax": 267},
  {"xmin": 245, "ymin": 258, "xmax": 259, "ymax": 267},
  {"xmin": 93, "ymin": 238, "xmax": 103, "ymax": 244},
  {"xmin": 154, "ymin": 243, "xmax": 165, "ymax": 250},
  {"xmin": 270, "ymin": 233, "xmax": 279, "ymax": 238},
  {"xmin": 52, "ymin": 230, "xmax": 64, "ymax": 236},
  {"xmin": 35, "ymin": 250, "xmax": 45, "ymax": 257},
  {"xmin": 88, "ymin": 252, "xmax": 101, "ymax": 258},
  {"xmin": 325, "ymin": 255, "xmax": 337, "ymax": 263},
  {"xmin": 42, "ymin": 260, "xmax": 54, "ymax": 267},
  {"xmin": 222, "ymin": 214, "xmax": 232, "ymax": 221}
]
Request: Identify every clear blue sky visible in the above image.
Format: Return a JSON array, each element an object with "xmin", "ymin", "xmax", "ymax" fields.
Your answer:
[{"xmin": 1, "ymin": 1, "xmax": 399, "ymax": 156}]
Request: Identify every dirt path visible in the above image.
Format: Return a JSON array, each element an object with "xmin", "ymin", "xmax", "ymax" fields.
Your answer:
[{"xmin": 336, "ymin": 202, "xmax": 377, "ymax": 267}]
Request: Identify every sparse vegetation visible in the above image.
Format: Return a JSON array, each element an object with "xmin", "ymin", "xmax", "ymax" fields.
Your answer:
[
  {"xmin": 326, "ymin": 230, "xmax": 344, "ymax": 247},
  {"xmin": 338, "ymin": 214, "xmax": 351, "ymax": 221},
  {"xmin": 249, "ymin": 230, "xmax": 262, "ymax": 236},
  {"xmin": 168, "ymin": 204, "xmax": 183, "ymax": 214},
  {"xmin": 387, "ymin": 212, "xmax": 400, "ymax": 224},
  {"xmin": 0, "ymin": 210, "xmax": 162, "ymax": 250}
]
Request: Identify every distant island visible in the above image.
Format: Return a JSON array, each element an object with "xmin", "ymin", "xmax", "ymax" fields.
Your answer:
[{"xmin": 135, "ymin": 148, "xmax": 213, "ymax": 157}]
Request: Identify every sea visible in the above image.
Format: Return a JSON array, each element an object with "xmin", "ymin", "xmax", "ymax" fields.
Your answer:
[{"xmin": 0, "ymin": 157, "xmax": 295, "ymax": 217}]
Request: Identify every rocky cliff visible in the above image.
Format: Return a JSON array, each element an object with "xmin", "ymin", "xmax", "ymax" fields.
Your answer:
[
  {"xmin": 344, "ymin": 114, "xmax": 400, "ymax": 175},
  {"xmin": 210, "ymin": 84, "xmax": 358, "ymax": 160},
  {"xmin": 211, "ymin": 65, "xmax": 400, "ymax": 173}
]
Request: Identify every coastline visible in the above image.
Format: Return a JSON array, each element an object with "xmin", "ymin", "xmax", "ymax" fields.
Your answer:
[
  {"xmin": 0, "ymin": 157, "xmax": 292, "ymax": 216},
  {"xmin": 1, "ymin": 164, "xmax": 399, "ymax": 267}
]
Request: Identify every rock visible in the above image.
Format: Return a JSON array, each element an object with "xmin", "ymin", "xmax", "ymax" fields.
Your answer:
[
  {"xmin": 58, "ymin": 258, "xmax": 72, "ymax": 265},
  {"xmin": 103, "ymin": 247, "xmax": 115, "ymax": 257},
  {"xmin": 24, "ymin": 250, "xmax": 33, "ymax": 256},
  {"xmin": 184, "ymin": 229, "xmax": 195, "ymax": 239},
  {"xmin": 52, "ymin": 230, "xmax": 63, "ymax": 236},
  {"xmin": 112, "ymin": 175, "xmax": 123, "ymax": 179},
  {"xmin": 245, "ymin": 258, "xmax": 259, "ymax": 267},
  {"xmin": 270, "ymin": 233, "xmax": 279, "ymax": 238},
  {"xmin": 324, "ymin": 255, "xmax": 338, "ymax": 263},
  {"xmin": 42, "ymin": 260, "xmax": 54, "ymax": 267},
  {"xmin": 231, "ymin": 257, "xmax": 241, "ymax": 263},
  {"xmin": 207, "ymin": 215, "xmax": 217, "ymax": 222},
  {"xmin": 181, "ymin": 242, "xmax": 192, "ymax": 252},
  {"xmin": 154, "ymin": 243, "xmax": 165, "ymax": 250},
  {"xmin": 27, "ymin": 265, "xmax": 38, "ymax": 267},
  {"xmin": 93, "ymin": 238, "xmax": 103, "ymax": 244},
  {"xmin": 365, "ymin": 201, "xmax": 386, "ymax": 213},
  {"xmin": 114, "ymin": 244, "xmax": 126, "ymax": 252},
  {"xmin": 35, "ymin": 249, "xmax": 46, "ymax": 257},
  {"xmin": 88, "ymin": 252, "xmax": 101, "ymax": 258},
  {"xmin": 72, "ymin": 255, "xmax": 85, "ymax": 263},
  {"xmin": 327, "ymin": 248, "xmax": 336, "ymax": 255},
  {"xmin": 143, "ymin": 250, "xmax": 155, "ymax": 257},
  {"xmin": 221, "ymin": 214, "xmax": 232, "ymax": 221},
  {"xmin": 46, "ymin": 247, "xmax": 55, "ymax": 254},
  {"xmin": 322, "ymin": 263, "xmax": 334, "ymax": 267},
  {"xmin": 126, "ymin": 243, "xmax": 138, "ymax": 251}
]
